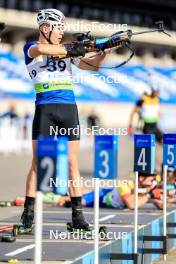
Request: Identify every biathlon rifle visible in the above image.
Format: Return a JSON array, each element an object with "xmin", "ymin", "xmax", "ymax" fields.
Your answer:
[{"xmin": 71, "ymin": 21, "xmax": 171, "ymax": 69}]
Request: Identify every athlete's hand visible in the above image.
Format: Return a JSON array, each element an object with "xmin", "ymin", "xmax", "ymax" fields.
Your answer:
[
  {"xmin": 127, "ymin": 125, "xmax": 133, "ymax": 136},
  {"xmin": 64, "ymin": 42, "xmax": 87, "ymax": 57},
  {"xmin": 152, "ymin": 188, "xmax": 163, "ymax": 200}
]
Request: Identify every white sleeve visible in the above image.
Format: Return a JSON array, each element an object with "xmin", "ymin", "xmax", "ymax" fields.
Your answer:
[{"xmin": 27, "ymin": 44, "xmax": 38, "ymax": 58}]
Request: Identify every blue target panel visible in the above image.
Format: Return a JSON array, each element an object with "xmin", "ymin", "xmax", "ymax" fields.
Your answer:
[
  {"xmin": 56, "ymin": 137, "xmax": 69, "ymax": 195},
  {"xmin": 163, "ymin": 134, "xmax": 176, "ymax": 166},
  {"xmin": 94, "ymin": 135, "xmax": 118, "ymax": 179},
  {"xmin": 37, "ymin": 137, "xmax": 68, "ymax": 194},
  {"xmin": 134, "ymin": 134, "xmax": 156, "ymax": 174}
]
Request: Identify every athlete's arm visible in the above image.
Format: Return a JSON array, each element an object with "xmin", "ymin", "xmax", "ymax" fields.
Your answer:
[
  {"xmin": 128, "ymin": 98, "xmax": 144, "ymax": 130},
  {"xmin": 128, "ymin": 106, "xmax": 141, "ymax": 133},
  {"xmin": 123, "ymin": 193, "xmax": 148, "ymax": 210},
  {"xmin": 77, "ymin": 52, "xmax": 106, "ymax": 71},
  {"xmin": 153, "ymin": 199, "xmax": 172, "ymax": 209},
  {"xmin": 158, "ymin": 104, "xmax": 161, "ymax": 117},
  {"xmin": 167, "ymin": 197, "xmax": 176, "ymax": 203},
  {"xmin": 29, "ymin": 44, "xmax": 68, "ymax": 58}
]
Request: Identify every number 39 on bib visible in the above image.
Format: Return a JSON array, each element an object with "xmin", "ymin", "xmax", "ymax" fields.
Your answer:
[
  {"xmin": 134, "ymin": 134, "xmax": 156, "ymax": 174},
  {"xmin": 94, "ymin": 135, "xmax": 118, "ymax": 179},
  {"xmin": 163, "ymin": 134, "xmax": 176, "ymax": 166}
]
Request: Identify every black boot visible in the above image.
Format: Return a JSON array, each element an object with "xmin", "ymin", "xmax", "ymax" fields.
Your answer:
[
  {"xmin": 71, "ymin": 197, "xmax": 89, "ymax": 230},
  {"xmin": 20, "ymin": 206, "xmax": 34, "ymax": 228},
  {"xmin": 20, "ymin": 196, "xmax": 35, "ymax": 228}
]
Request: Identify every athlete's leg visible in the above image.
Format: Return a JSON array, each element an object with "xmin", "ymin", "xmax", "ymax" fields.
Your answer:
[
  {"xmin": 58, "ymin": 104, "xmax": 86, "ymax": 224},
  {"xmin": 144, "ymin": 123, "xmax": 163, "ymax": 170},
  {"xmin": 20, "ymin": 104, "xmax": 59, "ymax": 228},
  {"xmin": 20, "ymin": 140, "xmax": 37, "ymax": 228},
  {"xmin": 68, "ymin": 140, "xmax": 81, "ymax": 197},
  {"xmin": 26, "ymin": 140, "xmax": 37, "ymax": 197},
  {"xmin": 155, "ymin": 125, "xmax": 163, "ymax": 144},
  {"xmin": 143, "ymin": 123, "xmax": 152, "ymax": 134},
  {"xmin": 68, "ymin": 140, "xmax": 89, "ymax": 229},
  {"xmin": 26, "ymin": 104, "xmax": 56, "ymax": 196}
]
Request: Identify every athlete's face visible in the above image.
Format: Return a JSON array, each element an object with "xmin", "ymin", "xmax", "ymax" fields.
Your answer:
[
  {"xmin": 41, "ymin": 24, "xmax": 65, "ymax": 44},
  {"xmin": 151, "ymin": 90, "xmax": 159, "ymax": 97},
  {"xmin": 50, "ymin": 24, "xmax": 65, "ymax": 44},
  {"xmin": 138, "ymin": 176, "xmax": 154, "ymax": 187}
]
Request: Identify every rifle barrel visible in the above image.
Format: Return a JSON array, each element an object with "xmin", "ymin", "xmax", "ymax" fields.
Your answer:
[{"xmin": 131, "ymin": 29, "xmax": 161, "ymax": 36}]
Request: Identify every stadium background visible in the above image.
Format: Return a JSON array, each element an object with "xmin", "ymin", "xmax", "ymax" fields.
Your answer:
[
  {"xmin": 0, "ymin": 2, "xmax": 176, "ymax": 263},
  {"xmin": 0, "ymin": 0, "xmax": 175, "ymax": 197},
  {"xmin": 0, "ymin": 0, "xmax": 176, "ymax": 128}
]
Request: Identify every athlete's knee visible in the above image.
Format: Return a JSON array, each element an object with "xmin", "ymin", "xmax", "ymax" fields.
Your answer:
[
  {"xmin": 31, "ymin": 158, "xmax": 37, "ymax": 172},
  {"xmin": 68, "ymin": 156, "xmax": 78, "ymax": 172}
]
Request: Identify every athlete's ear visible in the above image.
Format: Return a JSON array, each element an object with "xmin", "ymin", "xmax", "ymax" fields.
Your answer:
[{"xmin": 40, "ymin": 24, "xmax": 49, "ymax": 35}]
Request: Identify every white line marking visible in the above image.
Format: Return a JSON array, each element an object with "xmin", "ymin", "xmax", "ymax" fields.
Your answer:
[
  {"xmin": 15, "ymin": 239, "xmax": 106, "ymax": 244},
  {"xmin": 5, "ymin": 244, "xmax": 35, "ymax": 257},
  {"xmin": 42, "ymin": 210, "xmax": 162, "ymax": 216},
  {"xmin": 0, "ymin": 222, "xmax": 135, "ymax": 227},
  {"xmin": 99, "ymin": 215, "xmax": 115, "ymax": 222}
]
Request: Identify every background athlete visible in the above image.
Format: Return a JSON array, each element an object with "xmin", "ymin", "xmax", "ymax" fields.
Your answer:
[
  {"xmin": 128, "ymin": 86, "xmax": 162, "ymax": 144},
  {"xmin": 21, "ymin": 8, "xmax": 116, "ymax": 231}
]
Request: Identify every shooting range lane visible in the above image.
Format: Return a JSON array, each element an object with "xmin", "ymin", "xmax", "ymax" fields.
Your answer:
[
  {"xmin": 0, "ymin": 205, "xmax": 173, "ymax": 261},
  {"xmin": 2, "ymin": 210, "xmax": 164, "ymax": 225},
  {"xmin": 1, "ymin": 133, "xmax": 176, "ymax": 263}
]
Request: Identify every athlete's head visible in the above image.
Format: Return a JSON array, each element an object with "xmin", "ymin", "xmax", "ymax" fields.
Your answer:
[
  {"xmin": 138, "ymin": 176, "xmax": 155, "ymax": 187},
  {"xmin": 160, "ymin": 165, "xmax": 176, "ymax": 183},
  {"xmin": 150, "ymin": 85, "xmax": 159, "ymax": 97},
  {"xmin": 37, "ymin": 9, "xmax": 65, "ymax": 44}
]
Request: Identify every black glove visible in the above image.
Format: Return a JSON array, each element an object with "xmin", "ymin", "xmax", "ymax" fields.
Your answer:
[{"xmin": 64, "ymin": 42, "xmax": 87, "ymax": 57}]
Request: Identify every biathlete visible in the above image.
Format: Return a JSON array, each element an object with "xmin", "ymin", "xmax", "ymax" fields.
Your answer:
[
  {"xmin": 128, "ymin": 87, "xmax": 163, "ymax": 144},
  {"xmin": 60, "ymin": 176, "xmax": 158, "ymax": 210},
  {"xmin": 20, "ymin": 8, "xmax": 119, "ymax": 233},
  {"xmin": 60, "ymin": 172, "xmax": 176, "ymax": 210}
]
